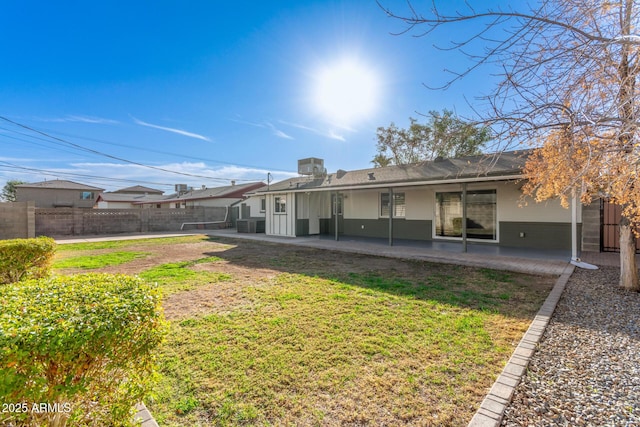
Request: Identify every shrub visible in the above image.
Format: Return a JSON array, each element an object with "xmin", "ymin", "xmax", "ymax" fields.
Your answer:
[
  {"xmin": 0, "ymin": 274, "xmax": 167, "ymax": 427},
  {"xmin": 0, "ymin": 236, "xmax": 56, "ymax": 285}
]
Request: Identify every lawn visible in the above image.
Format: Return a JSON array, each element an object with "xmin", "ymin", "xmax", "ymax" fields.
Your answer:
[{"xmin": 53, "ymin": 235, "xmax": 554, "ymax": 426}]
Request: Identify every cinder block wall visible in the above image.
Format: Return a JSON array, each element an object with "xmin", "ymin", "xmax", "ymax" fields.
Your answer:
[
  {"xmin": 34, "ymin": 207, "xmax": 228, "ymax": 236},
  {"xmin": 581, "ymin": 201, "xmax": 601, "ymax": 252},
  {"xmin": 0, "ymin": 202, "xmax": 35, "ymax": 239}
]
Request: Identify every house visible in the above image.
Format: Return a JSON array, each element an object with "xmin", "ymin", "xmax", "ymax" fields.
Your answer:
[
  {"xmin": 134, "ymin": 182, "xmax": 266, "ymax": 209},
  {"xmin": 110, "ymin": 185, "xmax": 165, "ymax": 195},
  {"xmin": 252, "ymin": 153, "xmax": 590, "ymax": 252},
  {"xmin": 15, "ymin": 179, "xmax": 104, "ymax": 208},
  {"xmin": 95, "ymin": 186, "xmax": 166, "ymax": 209}
]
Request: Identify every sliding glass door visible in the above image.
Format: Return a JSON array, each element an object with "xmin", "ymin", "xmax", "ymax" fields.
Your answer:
[{"xmin": 435, "ymin": 190, "xmax": 497, "ymax": 240}]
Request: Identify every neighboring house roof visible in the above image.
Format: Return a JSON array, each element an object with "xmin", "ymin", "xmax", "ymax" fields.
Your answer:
[
  {"xmin": 16, "ymin": 179, "xmax": 104, "ymax": 191},
  {"xmin": 95, "ymin": 193, "xmax": 166, "ymax": 203},
  {"xmin": 112, "ymin": 185, "xmax": 164, "ymax": 194},
  {"xmin": 258, "ymin": 150, "xmax": 530, "ymax": 193},
  {"xmin": 136, "ymin": 182, "xmax": 266, "ymax": 204}
]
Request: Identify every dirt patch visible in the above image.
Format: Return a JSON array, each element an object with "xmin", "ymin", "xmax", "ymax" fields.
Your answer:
[{"xmin": 56, "ymin": 236, "xmax": 554, "ymax": 321}]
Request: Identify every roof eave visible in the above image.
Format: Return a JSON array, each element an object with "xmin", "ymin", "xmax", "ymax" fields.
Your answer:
[{"xmin": 258, "ymin": 174, "xmax": 524, "ymax": 194}]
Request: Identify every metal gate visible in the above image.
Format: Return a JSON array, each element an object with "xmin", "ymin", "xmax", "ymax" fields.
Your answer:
[{"xmin": 601, "ymin": 200, "xmax": 640, "ymax": 253}]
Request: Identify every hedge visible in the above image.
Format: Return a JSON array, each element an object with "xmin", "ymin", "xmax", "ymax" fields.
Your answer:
[
  {"xmin": 0, "ymin": 273, "xmax": 167, "ymax": 427},
  {"xmin": 0, "ymin": 236, "xmax": 56, "ymax": 285}
]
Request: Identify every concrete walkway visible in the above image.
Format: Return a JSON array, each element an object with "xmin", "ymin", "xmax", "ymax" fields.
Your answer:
[{"xmin": 206, "ymin": 229, "xmax": 570, "ymax": 276}]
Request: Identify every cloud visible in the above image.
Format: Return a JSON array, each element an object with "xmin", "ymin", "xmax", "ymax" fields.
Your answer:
[
  {"xmin": 68, "ymin": 161, "xmax": 297, "ymax": 191},
  {"xmin": 264, "ymin": 122, "xmax": 293, "ymax": 140},
  {"xmin": 131, "ymin": 117, "xmax": 212, "ymax": 142},
  {"xmin": 230, "ymin": 118, "xmax": 293, "ymax": 140},
  {"xmin": 278, "ymin": 120, "xmax": 346, "ymax": 142},
  {"xmin": 39, "ymin": 115, "xmax": 120, "ymax": 125}
]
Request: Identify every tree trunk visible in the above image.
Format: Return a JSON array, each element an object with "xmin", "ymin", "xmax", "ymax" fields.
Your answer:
[{"xmin": 619, "ymin": 214, "xmax": 639, "ymax": 291}]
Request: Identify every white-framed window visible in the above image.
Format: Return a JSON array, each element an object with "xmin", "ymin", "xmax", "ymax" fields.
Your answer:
[
  {"xmin": 80, "ymin": 191, "xmax": 94, "ymax": 200},
  {"xmin": 380, "ymin": 192, "xmax": 406, "ymax": 218},
  {"xmin": 260, "ymin": 197, "xmax": 266, "ymax": 213},
  {"xmin": 275, "ymin": 196, "xmax": 286, "ymax": 213},
  {"xmin": 435, "ymin": 190, "xmax": 497, "ymax": 240}
]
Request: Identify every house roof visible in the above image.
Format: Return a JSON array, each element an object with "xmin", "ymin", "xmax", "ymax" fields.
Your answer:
[
  {"xmin": 96, "ymin": 193, "xmax": 166, "ymax": 203},
  {"xmin": 112, "ymin": 185, "xmax": 164, "ymax": 194},
  {"xmin": 16, "ymin": 179, "xmax": 104, "ymax": 191},
  {"xmin": 258, "ymin": 150, "xmax": 530, "ymax": 194},
  {"xmin": 136, "ymin": 182, "xmax": 266, "ymax": 204}
]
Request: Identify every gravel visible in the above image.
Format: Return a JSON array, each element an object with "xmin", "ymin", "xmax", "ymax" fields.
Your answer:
[{"xmin": 501, "ymin": 267, "xmax": 640, "ymax": 427}]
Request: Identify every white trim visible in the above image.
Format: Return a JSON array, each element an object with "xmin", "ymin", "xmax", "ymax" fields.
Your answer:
[{"xmin": 262, "ymin": 175, "xmax": 523, "ymax": 195}]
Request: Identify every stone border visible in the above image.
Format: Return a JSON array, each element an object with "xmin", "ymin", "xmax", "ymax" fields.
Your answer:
[
  {"xmin": 468, "ymin": 263, "xmax": 576, "ymax": 427},
  {"xmin": 134, "ymin": 402, "xmax": 159, "ymax": 427}
]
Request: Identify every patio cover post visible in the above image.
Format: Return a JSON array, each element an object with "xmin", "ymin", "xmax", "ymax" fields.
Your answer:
[
  {"xmin": 334, "ymin": 191, "xmax": 339, "ymax": 242},
  {"xmin": 571, "ymin": 191, "xmax": 577, "ymax": 261},
  {"xmin": 388, "ymin": 187, "xmax": 394, "ymax": 246},
  {"xmin": 462, "ymin": 183, "xmax": 467, "ymax": 253}
]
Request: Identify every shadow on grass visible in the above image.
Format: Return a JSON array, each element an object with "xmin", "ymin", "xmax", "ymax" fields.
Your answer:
[{"xmin": 201, "ymin": 235, "xmax": 553, "ymax": 320}]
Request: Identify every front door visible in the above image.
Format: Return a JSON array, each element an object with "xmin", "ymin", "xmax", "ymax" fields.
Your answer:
[{"xmin": 331, "ymin": 193, "xmax": 344, "ymax": 235}]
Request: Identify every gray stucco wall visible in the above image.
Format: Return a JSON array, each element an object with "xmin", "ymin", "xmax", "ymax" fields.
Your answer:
[
  {"xmin": 16, "ymin": 188, "xmax": 98, "ymax": 208},
  {"xmin": 499, "ymin": 221, "xmax": 579, "ymax": 250},
  {"xmin": 320, "ymin": 218, "xmax": 432, "ymax": 241},
  {"xmin": 343, "ymin": 219, "xmax": 432, "ymax": 241},
  {"xmin": 317, "ymin": 217, "xmax": 578, "ymax": 251}
]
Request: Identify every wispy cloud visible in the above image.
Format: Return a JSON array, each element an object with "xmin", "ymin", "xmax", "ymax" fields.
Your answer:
[
  {"xmin": 264, "ymin": 122, "xmax": 293, "ymax": 140},
  {"xmin": 39, "ymin": 115, "xmax": 120, "ymax": 125},
  {"xmin": 279, "ymin": 120, "xmax": 346, "ymax": 142},
  {"xmin": 230, "ymin": 118, "xmax": 293, "ymax": 140},
  {"xmin": 131, "ymin": 117, "xmax": 212, "ymax": 142},
  {"xmin": 69, "ymin": 161, "xmax": 297, "ymax": 190}
]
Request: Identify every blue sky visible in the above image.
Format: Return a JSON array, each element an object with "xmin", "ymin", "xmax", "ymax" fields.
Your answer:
[{"xmin": 0, "ymin": 1, "xmax": 509, "ymax": 193}]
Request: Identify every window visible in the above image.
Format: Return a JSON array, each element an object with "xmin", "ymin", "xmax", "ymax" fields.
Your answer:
[
  {"xmin": 174, "ymin": 203, "xmax": 181, "ymax": 209},
  {"xmin": 332, "ymin": 194, "xmax": 343, "ymax": 215},
  {"xmin": 380, "ymin": 192, "xmax": 406, "ymax": 218},
  {"xmin": 435, "ymin": 190, "xmax": 496, "ymax": 240},
  {"xmin": 80, "ymin": 191, "xmax": 94, "ymax": 200},
  {"xmin": 275, "ymin": 196, "xmax": 286, "ymax": 213},
  {"xmin": 260, "ymin": 197, "xmax": 266, "ymax": 212}
]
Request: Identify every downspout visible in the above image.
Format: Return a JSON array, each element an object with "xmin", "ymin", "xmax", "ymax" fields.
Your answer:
[
  {"xmin": 388, "ymin": 187, "xmax": 394, "ymax": 246},
  {"xmin": 462, "ymin": 183, "xmax": 467, "ymax": 253}
]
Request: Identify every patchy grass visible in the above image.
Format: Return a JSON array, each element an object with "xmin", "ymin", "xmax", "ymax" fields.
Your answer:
[
  {"xmin": 53, "ymin": 235, "xmax": 554, "ymax": 426},
  {"xmin": 139, "ymin": 257, "xmax": 231, "ymax": 294},
  {"xmin": 53, "ymin": 251, "xmax": 148, "ymax": 269},
  {"xmin": 55, "ymin": 234, "xmax": 210, "ymax": 252},
  {"xmin": 150, "ymin": 270, "xmax": 540, "ymax": 426}
]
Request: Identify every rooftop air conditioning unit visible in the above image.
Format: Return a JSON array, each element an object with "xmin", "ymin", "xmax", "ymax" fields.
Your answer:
[
  {"xmin": 175, "ymin": 184, "xmax": 188, "ymax": 193},
  {"xmin": 298, "ymin": 158, "xmax": 326, "ymax": 177}
]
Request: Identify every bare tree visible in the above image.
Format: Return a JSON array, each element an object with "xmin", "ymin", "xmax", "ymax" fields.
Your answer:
[{"xmin": 379, "ymin": 0, "xmax": 640, "ymax": 291}]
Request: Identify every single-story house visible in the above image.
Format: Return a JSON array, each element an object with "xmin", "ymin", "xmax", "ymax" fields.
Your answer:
[
  {"xmin": 15, "ymin": 179, "xmax": 104, "ymax": 208},
  {"xmin": 95, "ymin": 185, "xmax": 166, "ymax": 209},
  {"xmin": 251, "ymin": 152, "xmax": 597, "ymax": 253},
  {"xmin": 134, "ymin": 182, "xmax": 266, "ymax": 209}
]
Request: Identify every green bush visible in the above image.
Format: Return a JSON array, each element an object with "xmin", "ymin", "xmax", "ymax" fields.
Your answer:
[
  {"xmin": 0, "ymin": 274, "xmax": 167, "ymax": 427},
  {"xmin": 0, "ymin": 236, "xmax": 56, "ymax": 285}
]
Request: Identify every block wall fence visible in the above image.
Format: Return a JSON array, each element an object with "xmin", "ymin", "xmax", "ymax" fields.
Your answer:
[{"xmin": 0, "ymin": 205, "xmax": 227, "ymax": 239}]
